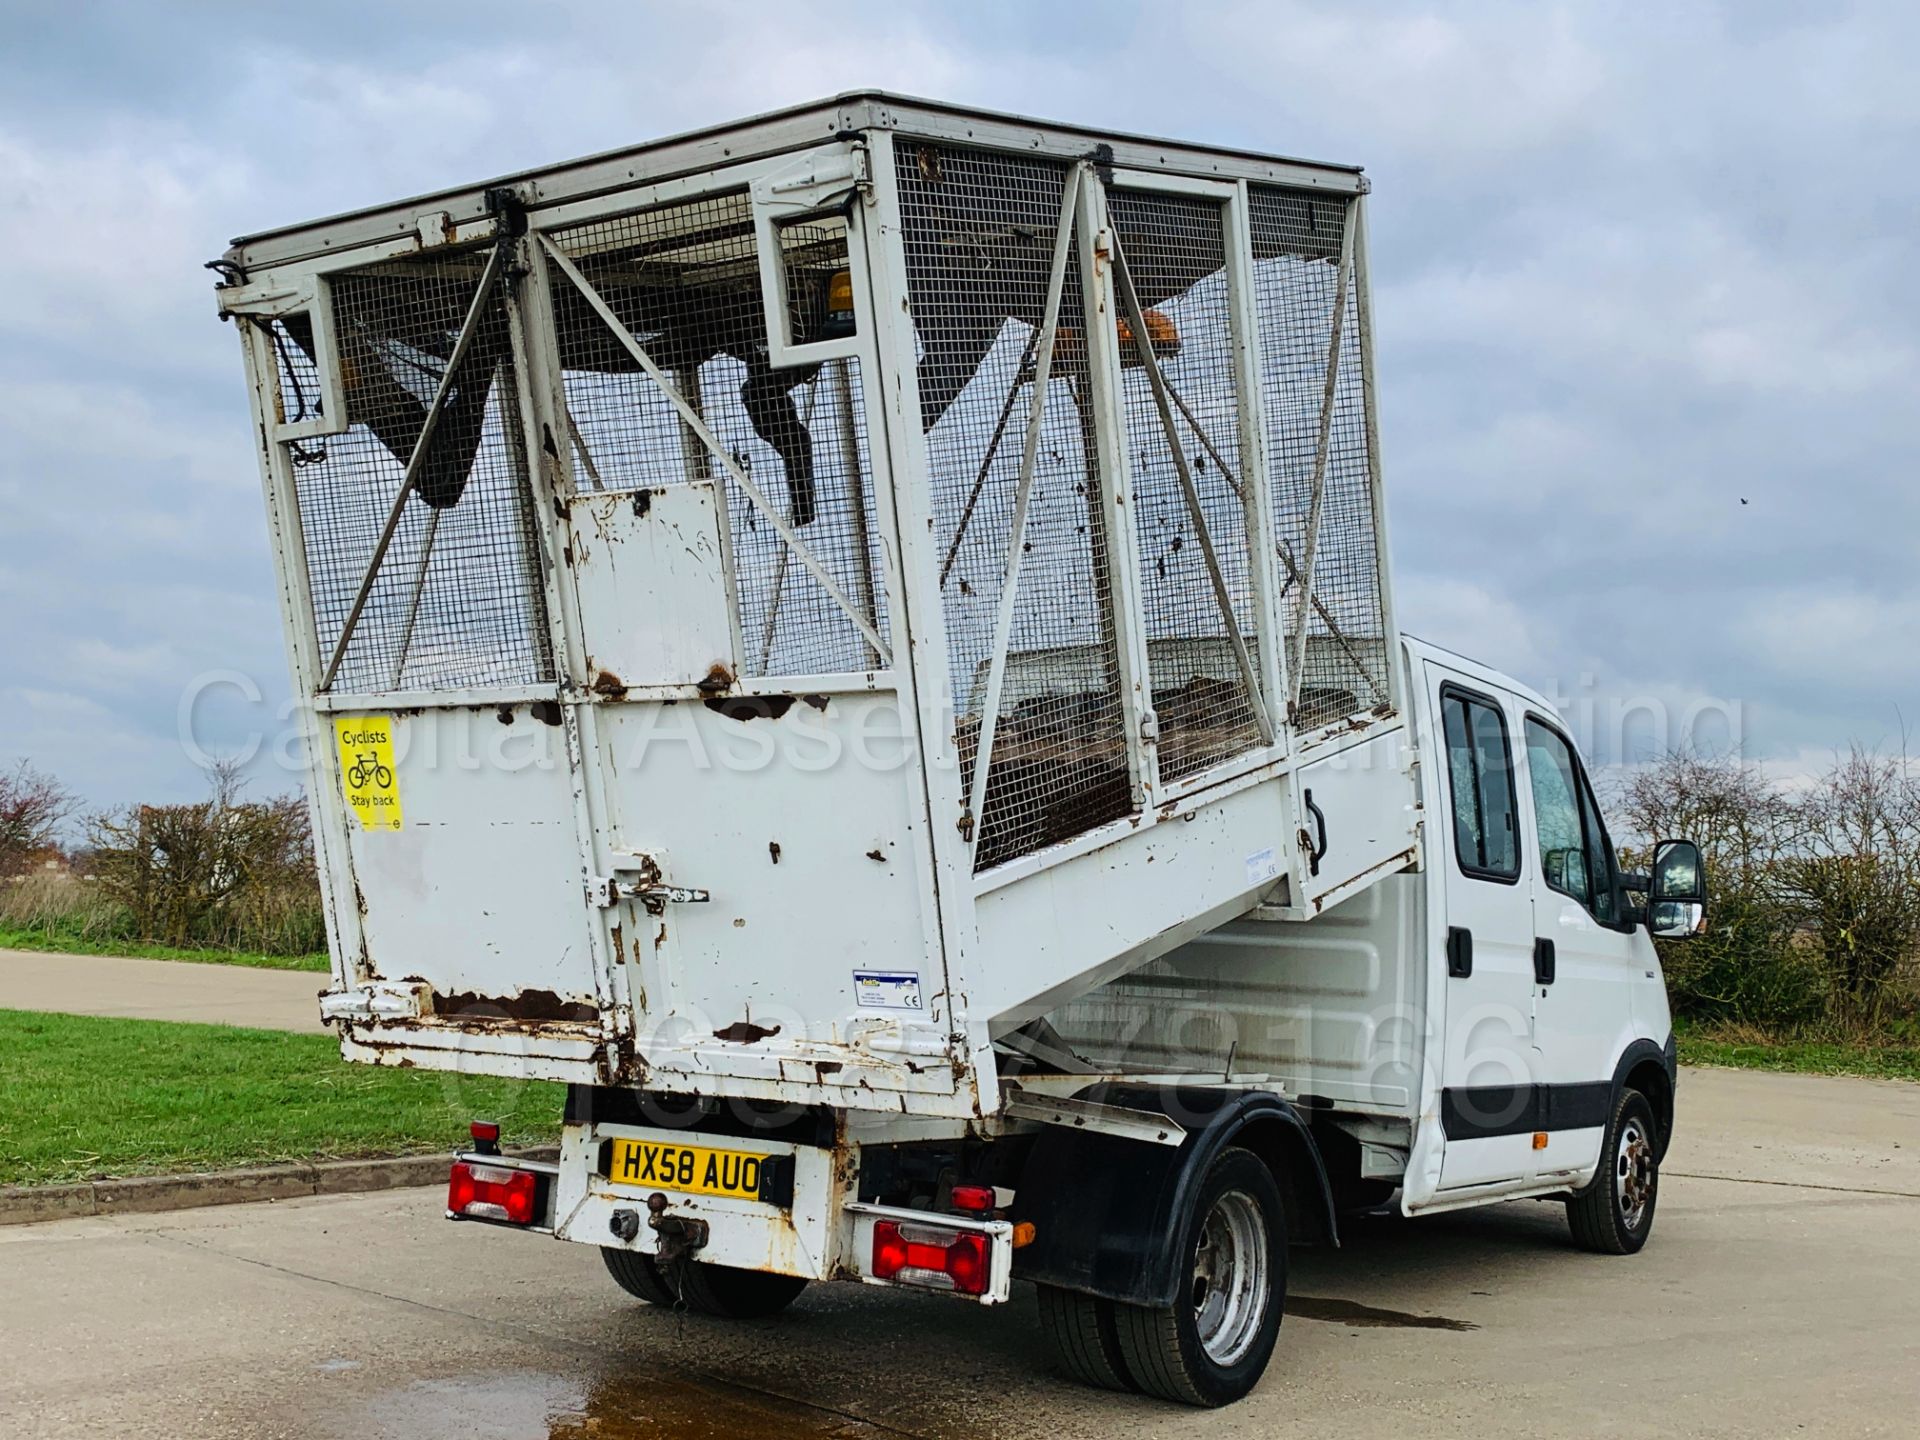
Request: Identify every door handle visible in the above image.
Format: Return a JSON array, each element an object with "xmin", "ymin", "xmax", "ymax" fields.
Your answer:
[
  {"xmin": 1446, "ymin": 925, "xmax": 1473, "ymax": 978},
  {"xmin": 1303, "ymin": 789, "xmax": 1328, "ymax": 877},
  {"xmin": 1533, "ymin": 936, "xmax": 1556, "ymax": 986}
]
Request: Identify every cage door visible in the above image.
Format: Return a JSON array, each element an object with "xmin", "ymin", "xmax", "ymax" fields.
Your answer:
[
  {"xmin": 1097, "ymin": 172, "xmax": 1280, "ymax": 792},
  {"xmin": 535, "ymin": 185, "xmax": 892, "ymax": 685}
]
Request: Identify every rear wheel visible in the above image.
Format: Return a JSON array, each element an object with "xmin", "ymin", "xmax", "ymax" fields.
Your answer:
[
  {"xmin": 1037, "ymin": 1284, "xmax": 1135, "ymax": 1391},
  {"xmin": 1567, "ymin": 1087, "xmax": 1660, "ymax": 1255},
  {"xmin": 602, "ymin": 1247, "xmax": 676, "ymax": 1306},
  {"xmin": 1110, "ymin": 1146, "xmax": 1287, "ymax": 1407},
  {"xmin": 602, "ymin": 1248, "xmax": 809, "ymax": 1317},
  {"xmin": 678, "ymin": 1261, "xmax": 809, "ymax": 1318}
]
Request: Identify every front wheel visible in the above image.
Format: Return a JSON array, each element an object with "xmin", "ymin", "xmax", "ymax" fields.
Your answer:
[
  {"xmin": 1566, "ymin": 1087, "xmax": 1660, "ymax": 1255},
  {"xmin": 1110, "ymin": 1145, "xmax": 1287, "ymax": 1407}
]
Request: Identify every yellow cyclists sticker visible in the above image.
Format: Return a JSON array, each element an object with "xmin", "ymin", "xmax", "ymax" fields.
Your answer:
[{"xmin": 334, "ymin": 716, "xmax": 403, "ymax": 831}]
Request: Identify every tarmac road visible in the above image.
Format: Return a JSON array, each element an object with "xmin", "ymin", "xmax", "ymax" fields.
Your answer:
[
  {"xmin": 0, "ymin": 948, "xmax": 326, "ymax": 1032},
  {"xmin": 1, "ymin": 1065, "xmax": 1915, "ymax": 1439}
]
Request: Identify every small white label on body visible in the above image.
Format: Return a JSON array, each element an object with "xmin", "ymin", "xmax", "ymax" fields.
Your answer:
[
  {"xmin": 1245, "ymin": 846, "xmax": 1279, "ymax": 885},
  {"xmin": 853, "ymin": 970, "xmax": 923, "ymax": 1010}
]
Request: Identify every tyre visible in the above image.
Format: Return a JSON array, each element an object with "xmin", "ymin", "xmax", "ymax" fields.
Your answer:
[
  {"xmin": 1566, "ymin": 1087, "xmax": 1660, "ymax": 1255},
  {"xmin": 1110, "ymin": 1146, "xmax": 1287, "ymax": 1407},
  {"xmin": 602, "ymin": 1247, "xmax": 676, "ymax": 1306},
  {"xmin": 1037, "ymin": 1283, "xmax": 1135, "ymax": 1392},
  {"xmin": 602, "ymin": 1248, "xmax": 808, "ymax": 1317},
  {"xmin": 677, "ymin": 1261, "xmax": 809, "ymax": 1319}
]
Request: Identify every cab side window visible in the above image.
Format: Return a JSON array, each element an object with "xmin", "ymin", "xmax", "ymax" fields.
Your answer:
[
  {"xmin": 1524, "ymin": 718, "xmax": 1619, "ymax": 922},
  {"xmin": 1440, "ymin": 687, "xmax": 1520, "ymax": 881}
]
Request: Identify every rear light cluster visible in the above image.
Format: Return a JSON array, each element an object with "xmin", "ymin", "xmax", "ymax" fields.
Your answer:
[
  {"xmin": 448, "ymin": 1160, "xmax": 537, "ymax": 1225},
  {"xmin": 871, "ymin": 1219, "xmax": 991, "ymax": 1296}
]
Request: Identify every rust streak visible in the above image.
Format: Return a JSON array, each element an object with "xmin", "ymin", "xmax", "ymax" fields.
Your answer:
[
  {"xmin": 712, "ymin": 1019, "xmax": 780, "ymax": 1044},
  {"xmin": 432, "ymin": 989, "xmax": 598, "ymax": 1024},
  {"xmin": 706, "ymin": 694, "xmax": 795, "ymax": 721}
]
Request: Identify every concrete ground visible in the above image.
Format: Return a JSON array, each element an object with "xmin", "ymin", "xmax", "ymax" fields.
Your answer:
[
  {"xmin": 1, "ymin": 1066, "xmax": 1915, "ymax": 1439},
  {"xmin": 0, "ymin": 948, "xmax": 325, "ymax": 1032}
]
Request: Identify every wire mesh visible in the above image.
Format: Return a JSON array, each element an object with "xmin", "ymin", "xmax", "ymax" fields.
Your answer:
[
  {"xmin": 546, "ymin": 193, "xmax": 888, "ymax": 677},
  {"xmin": 286, "ymin": 246, "xmax": 553, "ymax": 695},
  {"xmin": 1107, "ymin": 187, "xmax": 1265, "ymax": 781},
  {"xmin": 1247, "ymin": 187, "xmax": 1391, "ymax": 733},
  {"xmin": 896, "ymin": 142, "xmax": 1138, "ymax": 872}
]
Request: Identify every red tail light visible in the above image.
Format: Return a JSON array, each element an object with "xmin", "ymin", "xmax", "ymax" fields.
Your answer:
[
  {"xmin": 948, "ymin": 1183, "xmax": 995, "ymax": 1213},
  {"xmin": 448, "ymin": 1160, "xmax": 536, "ymax": 1224},
  {"xmin": 871, "ymin": 1219, "xmax": 991, "ymax": 1296}
]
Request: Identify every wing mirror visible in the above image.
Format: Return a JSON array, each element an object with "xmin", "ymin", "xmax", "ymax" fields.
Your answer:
[{"xmin": 1647, "ymin": 838, "xmax": 1706, "ymax": 939}]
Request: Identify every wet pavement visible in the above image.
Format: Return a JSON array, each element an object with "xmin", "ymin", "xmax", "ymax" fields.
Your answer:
[{"xmin": 2, "ymin": 1065, "xmax": 1916, "ymax": 1438}]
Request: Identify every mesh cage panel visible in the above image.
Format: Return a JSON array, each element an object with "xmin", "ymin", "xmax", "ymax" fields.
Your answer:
[
  {"xmin": 895, "ymin": 142, "xmax": 1136, "ymax": 872},
  {"xmin": 1248, "ymin": 187, "xmax": 1391, "ymax": 733},
  {"xmin": 547, "ymin": 193, "xmax": 889, "ymax": 677},
  {"xmin": 289, "ymin": 246, "xmax": 553, "ymax": 695},
  {"xmin": 1108, "ymin": 188, "xmax": 1265, "ymax": 781}
]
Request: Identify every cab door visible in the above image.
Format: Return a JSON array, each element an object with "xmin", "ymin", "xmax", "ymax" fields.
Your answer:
[
  {"xmin": 1423, "ymin": 662, "xmax": 1542, "ymax": 1192},
  {"xmin": 1515, "ymin": 715, "xmax": 1636, "ymax": 1183}
]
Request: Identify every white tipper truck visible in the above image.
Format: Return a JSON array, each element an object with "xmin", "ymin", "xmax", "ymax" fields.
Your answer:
[{"xmin": 213, "ymin": 94, "xmax": 1707, "ymax": 1406}]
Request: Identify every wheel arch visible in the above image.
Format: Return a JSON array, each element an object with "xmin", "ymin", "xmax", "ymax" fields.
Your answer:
[
  {"xmin": 1612, "ymin": 1036, "xmax": 1676, "ymax": 1160},
  {"xmin": 1011, "ymin": 1083, "xmax": 1337, "ymax": 1309}
]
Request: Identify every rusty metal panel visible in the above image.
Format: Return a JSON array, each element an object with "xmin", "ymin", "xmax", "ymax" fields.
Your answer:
[
  {"xmin": 591, "ymin": 690, "xmax": 953, "ymax": 1095},
  {"xmin": 341, "ymin": 706, "xmax": 601, "ymax": 1014},
  {"xmin": 566, "ymin": 484, "xmax": 736, "ymax": 690}
]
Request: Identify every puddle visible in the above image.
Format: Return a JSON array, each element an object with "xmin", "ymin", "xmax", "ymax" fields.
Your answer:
[
  {"xmin": 1286, "ymin": 1295, "xmax": 1479, "ymax": 1331},
  {"xmin": 318, "ymin": 1370, "xmax": 888, "ymax": 1439}
]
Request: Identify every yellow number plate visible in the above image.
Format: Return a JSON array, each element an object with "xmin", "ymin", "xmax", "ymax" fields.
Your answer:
[{"xmin": 603, "ymin": 1138, "xmax": 772, "ymax": 1202}]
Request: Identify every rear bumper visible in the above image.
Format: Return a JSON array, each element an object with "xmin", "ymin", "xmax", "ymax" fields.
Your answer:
[{"xmin": 454, "ymin": 1123, "xmax": 1014, "ymax": 1304}]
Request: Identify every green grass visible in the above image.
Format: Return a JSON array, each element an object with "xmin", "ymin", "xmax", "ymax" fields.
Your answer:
[
  {"xmin": 0, "ymin": 1010, "xmax": 562, "ymax": 1187},
  {"xmin": 1678, "ymin": 1029, "xmax": 1920, "ymax": 1083},
  {"xmin": 0, "ymin": 925, "xmax": 330, "ymax": 973}
]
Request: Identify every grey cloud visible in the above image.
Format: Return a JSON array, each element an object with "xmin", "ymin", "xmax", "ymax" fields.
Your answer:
[{"xmin": 0, "ymin": 0, "xmax": 1913, "ymax": 813}]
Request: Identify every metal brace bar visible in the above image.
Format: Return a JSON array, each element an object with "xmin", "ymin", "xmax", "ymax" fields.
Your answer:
[
  {"xmin": 319, "ymin": 240, "xmax": 506, "ymax": 691},
  {"xmin": 1002, "ymin": 1090, "xmax": 1187, "ymax": 1147},
  {"xmin": 538, "ymin": 232, "xmax": 892, "ymax": 666},
  {"xmin": 1107, "ymin": 224, "xmax": 1275, "ymax": 745},
  {"xmin": 563, "ymin": 406, "xmax": 607, "ymax": 491},
  {"xmin": 1164, "ymin": 372, "xmax": 1383, "ymax": 701},
  {"xmin": 963, "ymin": 173, "xmax": 1080, "ymax": 853},
  {"xmin": 1276, "ymin": 538, "xmax": 1384, "ymax": 703},
  {"xmin": 388, "ymin": 508, "xmax": 441, "ymax": 689},
  {"xmin": 1288, "ymin": 202, "xmax": 1358, "ymax": 710},
  {"xmin": 939, "ymin": 328, "xmax": 1038, "ymax": 587}
]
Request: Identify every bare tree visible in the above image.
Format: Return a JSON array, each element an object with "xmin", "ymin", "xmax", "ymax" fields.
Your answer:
[
  {"xmin": 0, "ymin": 760, "xmax": 77, "ymax": 879},
  {"xmin": 1609, "ymin": 750, "xmax": 1816, "ymax": 1026},
  {"xmin": 1777, "ymin": 743, "xmax": 1920, "ymax": 1030},
  {"xmin": 86, "ymin": 762, "xmax": 321, "ymax": 950}
]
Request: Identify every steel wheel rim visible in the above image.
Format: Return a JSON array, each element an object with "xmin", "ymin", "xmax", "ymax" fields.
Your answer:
[
  {"xmin": 1190, "ymin": 1188, "xmax": 1269, "ymax": 1366},
  {"xmin": 1615, "ymin": 1118, "xmax": 1654, "ymax": 1231}
]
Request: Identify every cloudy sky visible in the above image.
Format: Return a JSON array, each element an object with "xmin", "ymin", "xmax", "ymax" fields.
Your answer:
[{"xmin": 1, "ymin": 0, "xmax": 1915, "ymax": 814}]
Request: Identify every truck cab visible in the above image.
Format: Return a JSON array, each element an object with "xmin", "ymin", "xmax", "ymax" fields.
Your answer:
[{"xmin": 1405, "ymin": 634, "xmax": 1679, "ymax": 1206}]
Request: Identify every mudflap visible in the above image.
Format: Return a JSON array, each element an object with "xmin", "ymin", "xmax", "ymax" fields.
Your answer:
[{"xmin": 1011, "ymin": 1083, "xmax": 1338, "ymax": 1307}]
